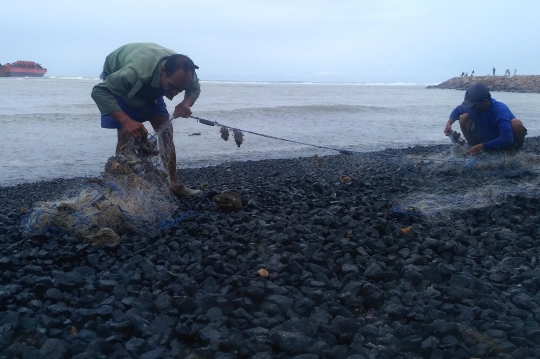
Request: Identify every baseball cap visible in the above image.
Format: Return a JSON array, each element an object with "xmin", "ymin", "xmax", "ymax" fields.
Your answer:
[{"xmin": 461, "ymin": 82, "xmax": 490, "ymax": 108}]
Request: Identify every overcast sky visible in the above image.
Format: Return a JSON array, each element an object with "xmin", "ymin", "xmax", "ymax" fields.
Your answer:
[{"xmin": 1, "ymin": 0, "xmax": 538, "ymax": 83}]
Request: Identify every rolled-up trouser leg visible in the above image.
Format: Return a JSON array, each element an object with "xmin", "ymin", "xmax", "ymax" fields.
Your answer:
[
  {"xmin": 511, "ymin": 118, "xmax": 526, "ymax": 148},
  {"xmin": 458, "ymin": 113, "xmax": 481, "ymax": 146}
]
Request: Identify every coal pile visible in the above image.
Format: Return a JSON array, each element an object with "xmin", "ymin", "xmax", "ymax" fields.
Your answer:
[{"xmin": 2, "ymin": 139, "xmax": 540, "ymax": 359}]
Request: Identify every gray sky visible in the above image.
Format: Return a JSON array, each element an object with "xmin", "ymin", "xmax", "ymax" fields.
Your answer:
[{"xmin": 1, "ymin": 0, "xmax": 538, "ymax": 83}]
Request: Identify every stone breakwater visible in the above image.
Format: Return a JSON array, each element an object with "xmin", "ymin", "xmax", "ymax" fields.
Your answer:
[
  {"xmin": 427, "ymin": 75, "xmax": 540, "ymax": 93},
  {"xmin": 3, "ymin": 140, "xmax": 540, "ymax": 359}
]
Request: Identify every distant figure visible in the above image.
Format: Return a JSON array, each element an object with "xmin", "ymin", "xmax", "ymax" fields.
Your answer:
[
  {"xmin": 443, "ymin": 82, "xmax": 527, "ymax": 155},
  {"xmin": 493, "ymin": 67, "xmax": 496, "ymax": 76},
  {"xmin": 514, "ymin": 69, "xmax": 517, "ymax": 76},
  {"xmin": 461, "ymin": 72, "xmax": 464, "ymax": 77},
  {"xmin": 464, "ymin": 72, "xmax": 468, "ymax": 77},
  {"xmin": 471, "ymin": 70, "xmax": 474, "ymax": 77}
]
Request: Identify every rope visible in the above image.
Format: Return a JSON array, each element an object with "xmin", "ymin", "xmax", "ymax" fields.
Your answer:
[
  {"xmin": 151, "ymin": 114, "xmax": 469, "ymax": 165},
  {"xmin": 188, "ymin": 115, "xmax": 540, "ymax": 175},
  {"xmin": 190, "ymin": 115, "xmax": 359, "ymax": 155},
  {"xmin": 188, "ymin": 115, "xmax": 466, "ymax": 164}
]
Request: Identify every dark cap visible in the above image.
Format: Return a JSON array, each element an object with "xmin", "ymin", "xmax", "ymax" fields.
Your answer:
[{"xmin": 461, "ymin": 82, "xmax": 490, "ymax": 108}]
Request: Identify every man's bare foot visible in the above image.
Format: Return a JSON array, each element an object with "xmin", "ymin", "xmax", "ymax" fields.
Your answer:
[{"xmin": 170, "ymin": 185, "xmax": 202, "ymax": 198}]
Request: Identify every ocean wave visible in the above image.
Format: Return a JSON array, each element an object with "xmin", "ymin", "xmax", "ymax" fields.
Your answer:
[
  {"xmin": 200, "ymin": 80, "xmax": 428, "ymax": 86},
  {"xmin": 364, "ymin": 82, "xmax": 422, "ymax": 86},
  {"xmin": 206, "ymin": 104, "xmax": 389, "ymax": 116},
  {"xmin": 200, "ymin": 80, "xmax": 274, "ymax": 85},
  {"xmin": 47, "ymin": 76, "xmax": 100, "ymax": 81}
]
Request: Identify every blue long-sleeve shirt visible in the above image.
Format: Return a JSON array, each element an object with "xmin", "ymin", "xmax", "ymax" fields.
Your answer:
[{"xmin": 449, "ymin": 99, "xmax": 516, "ymax": 150}]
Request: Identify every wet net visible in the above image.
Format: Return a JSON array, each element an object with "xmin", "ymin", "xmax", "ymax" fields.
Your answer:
[
  {"xmin": 188, "ymin": 117, "xmax": 540, "ymax": 229},
  {"xmin": 22, "ymin": 122, "xmax": 193, "ymax": 244},
  {"xmin": 20, "ymin": 115, "xmax": 540, "ymax": 243}
]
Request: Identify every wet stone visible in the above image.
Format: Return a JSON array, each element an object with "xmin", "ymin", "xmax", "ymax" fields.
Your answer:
[
  {"xmin": 44, "ymin": 288, "xmax": 64, "ymax": 301},
  {"xmin": 21, "ymin": 346, "xmax": 41, "ymax": 359},
  {"xmin": 125, "ymin": 337, "xmax": 151, "ymax": 357},
  {"xmin": 48, "ymin": 302, "xmax": 70, "ymax": 316},
  {"xmin": 0, "ymin": 324, "xmax": 14, "ymax": 352},
  {"xmin": 39, "ymin": 338, "xmax": 67, "ymax": 359},
  {"xmin": 146, "ymin": 315, "xmax": 175, "ymax": 336},
  {"xmin": 0, "ymin": 311, "xmax": 20, "ymax": 329},
  {"xmin": 206, "ymin": 307, "xmax": 224, "ymax": 321},
  {"xmin": 155, "ymin": 293, "xmax": 173, "ymax": 312},
  {"xmin": 53, "ymin": 272, "xmax": 84, "ymax": 290},
  {"xmin": 95, "ymin": 280, "xmax": 117, "ymax": 292},
  {"xmin": 140, "ymin": 348, "xmax": 168, "ymax": 359},
  {"xmin": 270, "ymin": 331, "xmax": 315, "ymax": 354}
]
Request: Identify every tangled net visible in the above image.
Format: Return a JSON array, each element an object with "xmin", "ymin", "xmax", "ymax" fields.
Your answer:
[
  {"xmin": 394, "ymin": 179, "xmax": 540, "ymax": 228},
  {"xmin": 403, "ymin": 149, "xmax": 540, "ymax": 176},
  {"xmin": 391, "ymin": 148, "xmax": 540, "ymax": 227},
  {"xmin": 281, "ymin": 135, "xmax": 540, "ymax": 228},
  {"xmin": 22, "ymin": 125, "xmax": 191, "ymax": 244}
]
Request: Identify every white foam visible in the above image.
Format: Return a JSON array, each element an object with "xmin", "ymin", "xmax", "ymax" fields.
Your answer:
[{"xmin": 46, "ymin": 76, "xmax": 100, "ymax": 81}]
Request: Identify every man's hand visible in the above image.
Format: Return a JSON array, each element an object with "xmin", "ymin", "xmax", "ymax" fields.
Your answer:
[
  {"xmin": 173, "ymin": 101, "xmax": 193, "ymax": 118},
  {"xmin": 444, "ymin": 121, "xmax": 453, "ymax": 136},
  {"xmin": 122, "ymin": 119, "xmax": 148, "ymax": 138},
  {"xmin": 112, "ymin": 110, "xmax": 147, "ymax": 138},
  {"xmin": 468, "ymin": 143, "xmax": 484, "ymax": 156}
]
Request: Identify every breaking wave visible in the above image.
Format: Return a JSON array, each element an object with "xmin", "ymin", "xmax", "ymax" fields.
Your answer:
[{"xmin": 47, "ymin": 76, "xmax": 100, "ymax": 81}]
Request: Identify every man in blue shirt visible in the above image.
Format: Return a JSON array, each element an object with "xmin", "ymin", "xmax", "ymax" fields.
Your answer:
[{"xmin": 443, "ymin": 82, "xmax": 526, "ymax": 155}]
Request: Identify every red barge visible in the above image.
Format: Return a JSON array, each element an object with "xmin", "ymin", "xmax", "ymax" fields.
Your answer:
[{"xmin": 0, "ymin": 61, "xmax": 47, "ymax": 77}]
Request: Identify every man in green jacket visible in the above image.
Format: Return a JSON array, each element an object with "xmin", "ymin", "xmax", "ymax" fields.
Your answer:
[{"xmin": 91, "ymin": 42, "xmax": 201, "ymax": 197}]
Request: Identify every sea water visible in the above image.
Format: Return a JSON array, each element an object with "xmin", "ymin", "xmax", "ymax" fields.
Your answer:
[{"xmin": 1, "ymin": 77, "xmax": 540, "ymax": 185}]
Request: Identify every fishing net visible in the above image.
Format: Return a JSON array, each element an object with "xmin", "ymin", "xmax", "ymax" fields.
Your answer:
[
  {"xmin": 22, "ymin": 123, "xmax": 191, "ymax": 244},
  {"xmin": 20, "ymin": 114, "xmax": 540, "ymax": 243},
  {"xmin": 190, "ymin": 117, "xmax": 540, "ymax": 229},
  {"xmin": 394, "ymin": 179, "xmax": 540, "ymax": 226},
  {"xmin": 375, "ymin": 148, "xmax": 540, "ymax": 228}
]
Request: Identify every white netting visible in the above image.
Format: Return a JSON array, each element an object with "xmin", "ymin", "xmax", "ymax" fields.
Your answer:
[{"xmin": 22, "ymin": 124, "xmax": 185, "ymax": 244}]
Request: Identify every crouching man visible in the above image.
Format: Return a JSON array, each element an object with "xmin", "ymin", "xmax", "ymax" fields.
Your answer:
[{"xmin": 443, "ymin": 82, "xmax": 526, "ymax": 155}]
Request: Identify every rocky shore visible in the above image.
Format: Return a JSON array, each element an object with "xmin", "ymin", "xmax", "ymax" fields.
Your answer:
[
  {"xmin": 2, "ymin": 139, "xmax": 540, "ymax": 359},
  {"xmin": 427, "ymin": 75, "xmax": 540, "ymax": 93}
]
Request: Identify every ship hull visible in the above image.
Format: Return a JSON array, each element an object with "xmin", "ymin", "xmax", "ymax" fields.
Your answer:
[{"xmin": 1, "ymin": 68, "xmax": 47, "ymax": 77}]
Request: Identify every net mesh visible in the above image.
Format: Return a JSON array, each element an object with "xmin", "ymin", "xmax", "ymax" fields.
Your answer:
[
  {"xmin": 21, "ymin": 120, "xmax": 540, "ymax": 244},
  {"xmin": 22, "ymin": 123, "xmax": 186, "ymax": 244}
]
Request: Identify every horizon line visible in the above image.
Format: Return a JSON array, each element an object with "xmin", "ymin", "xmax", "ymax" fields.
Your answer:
[{"xmin": 4, "ymin": 76, "xmax": 439, "ymax": 86}]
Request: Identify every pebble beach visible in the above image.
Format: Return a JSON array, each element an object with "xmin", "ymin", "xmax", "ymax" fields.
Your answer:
[{"xmin": 2, "ymin": 138, "xmax": 540, "ymax": 359}]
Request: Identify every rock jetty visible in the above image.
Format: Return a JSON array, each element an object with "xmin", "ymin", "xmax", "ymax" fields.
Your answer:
[{"xmin": 427, "ymin": 75, "xmax": 540, "ymax": 93}]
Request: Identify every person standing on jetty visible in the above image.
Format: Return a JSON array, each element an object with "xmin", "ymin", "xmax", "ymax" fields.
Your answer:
[
  {"xmin": 443, "ymin": 82, "xmax": 527, "ymax": 155},
  {"xmin": 91, "ymin": 42, "xmax": 202, "ymax": 198},
  {"xmin": 493, "ymin": 67, "xmax": 496, "ymax": 76}
]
